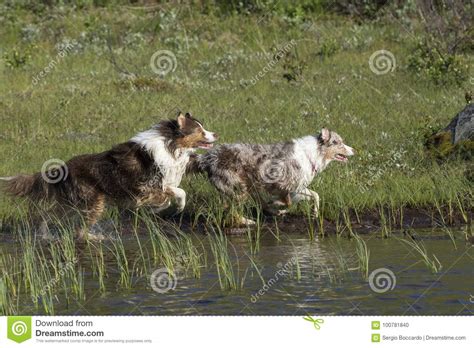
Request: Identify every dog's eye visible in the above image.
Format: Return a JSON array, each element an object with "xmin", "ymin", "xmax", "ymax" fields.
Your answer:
[{"xmin": 332, "ymin": 140, "xmax": 338, "ymax": 145}]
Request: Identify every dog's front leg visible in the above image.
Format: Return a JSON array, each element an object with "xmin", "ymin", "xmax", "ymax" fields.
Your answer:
[
  {"xmin": 291, "ymin": 188, "xmax": 320, "ymax": 215},
  {"xmin": 149, "ymin": 199, "xmax": 172, "ymax": 214},
  {"xmin": 268, "ymin": 192, "xmax": 292, "ymax": 216},
  {"xmin": 167, "ymin": 187, "xmax": 186, "ymax": 213}
]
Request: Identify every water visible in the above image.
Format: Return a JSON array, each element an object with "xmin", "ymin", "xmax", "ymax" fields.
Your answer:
[{"xmin": 1, "ymin": 228, "xmax": 472, "ymax": 315}]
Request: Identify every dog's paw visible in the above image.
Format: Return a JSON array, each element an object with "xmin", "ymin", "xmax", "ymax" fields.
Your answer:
[
  {"xmin": 272, "ymin": 200, "xmax": 287, "ymax": 207},
  {"xmin": 238, "ymin": 216, "xmax": 256, "ymax": 226},
  {"xmin": 41, "ymin": 232, "xmax": 56, "ymax": 242},
  {"xmin": 76, "ymin": 229, "xmax": 105, "ymax": 242},
  {"xmin": 150, "ymin": 200, "xmax": 172, "ymax": 214},
  {"xmin": 175, "ymin": 203, "xmax": 185, "ymax": 214},
  {"xmin": 169, "ymin": 187, "xmax": 186, "ymax": 213},
  {"xmin": 85, "ymin": 232, "xmax": 106, "ymax": 241},
  {"xmin": 264, "ymin": 206, "xmax": 288, "ymax": 216},
  {"xmin": 312, "ymin": 202, "xmax": 320, "ymax": 216}
]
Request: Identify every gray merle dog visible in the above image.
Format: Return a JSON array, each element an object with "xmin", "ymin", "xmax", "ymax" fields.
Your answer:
[{"xmin": 189, "ymin": 128, "xmax": 354, "ymax": 225}]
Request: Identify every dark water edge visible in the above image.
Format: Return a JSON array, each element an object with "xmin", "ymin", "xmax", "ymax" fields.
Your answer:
[{"xmin": 0, "ymin": 204, "xmax": 472, "ymax": 237}]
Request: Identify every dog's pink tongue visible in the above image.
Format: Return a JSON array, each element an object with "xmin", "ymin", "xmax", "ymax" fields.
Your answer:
[{"xmin": 335, "ymin": 154, "xmax": 348, "ymax": 162}]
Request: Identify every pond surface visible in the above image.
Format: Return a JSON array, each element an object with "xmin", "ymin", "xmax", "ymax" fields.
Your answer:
[{"xmin": 1, "ymin": 227, "xmax": 472, "ymax": 315}]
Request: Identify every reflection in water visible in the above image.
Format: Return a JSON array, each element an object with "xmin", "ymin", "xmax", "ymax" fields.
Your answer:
[{"xmin": 1, "ymin": 228, "xmax": 472, "ymax": 315}]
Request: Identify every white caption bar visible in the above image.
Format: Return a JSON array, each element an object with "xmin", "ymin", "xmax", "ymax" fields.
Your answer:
[{"xmin": 1, "ymin": 316, "xmax": 472, "ymax": 347}]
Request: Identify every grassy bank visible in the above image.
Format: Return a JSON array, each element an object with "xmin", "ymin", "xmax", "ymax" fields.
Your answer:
[{"xmin": 0, "ymin": 2, "xmax": 472, "ymax": 226}]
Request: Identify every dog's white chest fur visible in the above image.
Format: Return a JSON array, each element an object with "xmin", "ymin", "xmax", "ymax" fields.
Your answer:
[
  {"xmin": 131, "ymin": 130, "xmax": 192, "ymax": 188},
  {"xmin": 292, "ymin": 136, "xmax": 327, "ymax": 190}
]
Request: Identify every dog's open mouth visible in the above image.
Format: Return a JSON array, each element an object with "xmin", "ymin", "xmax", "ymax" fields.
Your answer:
[
  {"xmin": 335, "ymin": 154, "xmax": 348, "ymax": 162},
  {"xmin": 197, "ymin": 141, "xmax": 214, "ymax": 149}
]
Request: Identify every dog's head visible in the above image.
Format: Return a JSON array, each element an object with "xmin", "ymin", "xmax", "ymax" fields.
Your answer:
[
  {"xmin": 176, "ymin": 112, "xmax": 218, "ymax": 150},
  {"xmin": 318, "ymin": 128, "xmax": 355, "ymax": 163}
]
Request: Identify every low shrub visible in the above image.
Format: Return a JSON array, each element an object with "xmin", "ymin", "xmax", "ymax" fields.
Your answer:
[{"xmin": 408, "ymin": 40, "xmax": 469, "ymax": 85}]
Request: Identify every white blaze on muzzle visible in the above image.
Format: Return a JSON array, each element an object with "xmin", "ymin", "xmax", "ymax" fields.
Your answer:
[
  {"xmin": 196, "ymin": 123, "xmax": 218, "ymax": 149},
  {"xmin": 344, "ymin": 144, "xmax": 355, "ymax": 156},
  {"xmin": 203, "ymin": 128, "xmax": 217, "ymax": 143}
]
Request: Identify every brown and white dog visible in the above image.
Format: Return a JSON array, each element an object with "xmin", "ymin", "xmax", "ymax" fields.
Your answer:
[
  {"xmin": 190, "ymin": 128, "xmax": 354, "ymax": 225},
  {"xmin": 0, "ymin": 112, "xmax": 218, "ymax": 240}
]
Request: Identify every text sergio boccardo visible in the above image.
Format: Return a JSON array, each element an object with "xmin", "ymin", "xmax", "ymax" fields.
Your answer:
[{"xmin": 378, "ymin": 322, "xmax": 467, "ymax": 342}]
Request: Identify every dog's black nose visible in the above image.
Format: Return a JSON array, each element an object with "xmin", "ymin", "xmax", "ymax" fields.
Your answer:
[{"xmin": 213, "ymin": 133, "xmax": 219, "ymax": 140}]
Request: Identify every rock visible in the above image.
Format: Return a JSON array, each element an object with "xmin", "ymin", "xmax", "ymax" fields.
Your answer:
[
  {"xmin": 425, "ymin": 104, "xmax": 473, "ymax": 160},
  {"xmin": 442, "ymin": 103, "xmax": 474, "ymax": 144}
]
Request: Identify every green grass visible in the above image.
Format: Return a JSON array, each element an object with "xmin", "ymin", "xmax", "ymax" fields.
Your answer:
[
  {"xmin": 208, "ymin": 231, "xmax": 238, "ymax": 290},
  {"xmin": 396, "ymin": 237, "xmax": 442, "ymax": 273}
]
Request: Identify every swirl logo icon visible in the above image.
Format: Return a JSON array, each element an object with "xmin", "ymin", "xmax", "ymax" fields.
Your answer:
[
  {"xmin": 369, "ymin": 50, "xmax": 396, "ymax": 75},
  {"xmin": 41, "ymin": 159, "xmax": 68, "ymax": 184},
  {"xmin": 7, "ymin": 316, "xmax": 32, "ymax": 343},
  {"xmin": 259, "ymin": 159, "xmax": 288, "ymax": 184},
  {"xmin": 150, "ymin": 267, "xmax": 179, "ymax": 294},
  {"xmin": 368, "ymin": 268, "xmax": 396, "ymax": 293},
  {"xmin": 150, "ymin": 50, "xmax": 177, "ymax": 76}
]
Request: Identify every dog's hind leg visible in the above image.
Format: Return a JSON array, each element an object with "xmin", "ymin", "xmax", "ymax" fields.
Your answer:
[
  {"xmin": 292, "ymin": 188, "xmax": 320, "ymax": 215},
  {"xmin": 77, "ymin": 194, "xmax": 106, "ymax": 241},
  {"xmin": 138, "ymin": 190, "xmax": 173, "ymax": 215},
  {"xmin": 229, "ymin": 191, "xmax": 257, "ymax": 226},
  {"xmin": 33, "ymin": 204, "xmax": 59, "ymax": 241},
  {"xmin": 37, "ymin": 219, "xmax": 52, "ymax": 240}
]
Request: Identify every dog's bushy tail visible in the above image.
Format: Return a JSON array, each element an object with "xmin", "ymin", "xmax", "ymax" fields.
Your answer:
[
  {"xmin": 0, "ymin": 173, "xmax": 60, "ymax": 202},
  {"xmin": 186, "ymin": 153, "xmax": 204, "ymax": 175}
]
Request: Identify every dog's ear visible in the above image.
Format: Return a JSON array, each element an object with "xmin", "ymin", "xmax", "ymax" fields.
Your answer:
[
  {"xmin": 321, "ymin": 128, "xmax": 330, "ymax": 143},
  {"xmin": 177, "ymin": 112, "xmax": 187, "ymax": 129}
]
